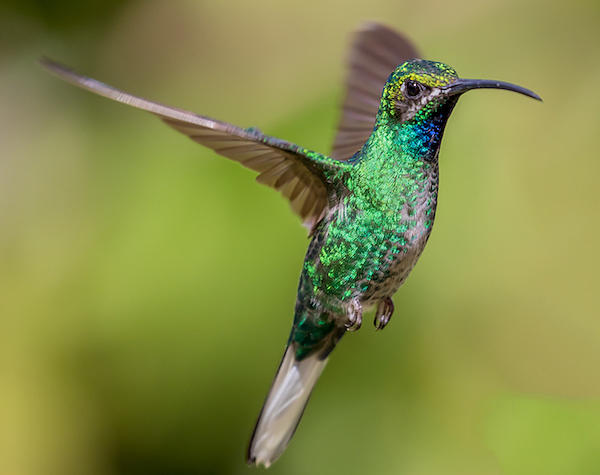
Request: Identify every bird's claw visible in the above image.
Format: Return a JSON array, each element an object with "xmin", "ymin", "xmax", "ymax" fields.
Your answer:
[
  {"xmin": 345, "ymin": 298, "xmax": 363, "ymax": 332},
  {"xmin": 374, "ymin": 297, "xmax": 394, "ymax": 330}
]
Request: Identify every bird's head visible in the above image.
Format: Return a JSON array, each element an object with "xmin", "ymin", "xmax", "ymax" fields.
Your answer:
[{"xmin": 379, "ymin": 59, "xmax": 541, "ymax": 123}]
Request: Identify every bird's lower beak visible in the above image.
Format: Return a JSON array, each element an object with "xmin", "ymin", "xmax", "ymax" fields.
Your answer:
[{"xmin": 442, "ymin": 79, "xmax": 542, "ymax": 101}]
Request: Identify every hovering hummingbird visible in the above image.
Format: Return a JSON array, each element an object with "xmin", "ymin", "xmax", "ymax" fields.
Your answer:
[{"xmin": 42, "ymin": 22, "xmax": 540, "ymax": 468}]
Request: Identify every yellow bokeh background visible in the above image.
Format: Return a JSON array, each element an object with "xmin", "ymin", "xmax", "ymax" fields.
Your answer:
[{"xmin": 1, "ymin": 0, "xmax": 599, "ymax": 474}]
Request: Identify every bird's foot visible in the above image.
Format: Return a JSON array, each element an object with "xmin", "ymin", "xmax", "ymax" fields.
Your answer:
[
  {"xmin": 374, "ymin": 297, "xmax": 394, "ymax": 330},
  {"xmin": 345, "ymin": 298, "xmax": 363, "ymax": 332}
]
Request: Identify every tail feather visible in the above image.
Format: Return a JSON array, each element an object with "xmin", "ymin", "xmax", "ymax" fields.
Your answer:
[{"xmin": 247, "ymin": 344, "xmax": 328, "ymax": 467}]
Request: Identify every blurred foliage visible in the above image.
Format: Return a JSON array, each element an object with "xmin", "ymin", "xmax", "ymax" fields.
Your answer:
[
  {"xmin": 1, "ymin": 0, "xmax": 600, "ymax": 474},
  {"xmin": 0, "ymin": 0, "xmax": 123, "ymax": 30}
]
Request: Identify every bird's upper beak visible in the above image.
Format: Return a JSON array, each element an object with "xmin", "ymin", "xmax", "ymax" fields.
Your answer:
[{"xmin": 442, "ymin": 78, "xmax": 542, "ymax": 101}]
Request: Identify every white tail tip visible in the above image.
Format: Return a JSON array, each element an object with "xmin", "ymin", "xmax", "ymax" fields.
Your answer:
[{"xmin": 247, "ymin": 345, "xmax": 328, "ymax": 467}]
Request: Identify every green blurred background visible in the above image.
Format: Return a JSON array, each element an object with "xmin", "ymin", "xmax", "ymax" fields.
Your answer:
[{"xmin": 1, "ymin": 0, "xmax": 599, "ymax": 474}]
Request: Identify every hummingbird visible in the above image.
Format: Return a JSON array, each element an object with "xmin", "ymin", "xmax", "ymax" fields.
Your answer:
[{"xmin": 42, "ymin": 22, "xmax": 540, "ymax": 468}]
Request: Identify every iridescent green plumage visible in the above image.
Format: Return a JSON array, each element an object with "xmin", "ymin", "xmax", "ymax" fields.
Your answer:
[
  {"xmin": 41, "ymin": 22, "xmax": 540, "ymax": 469},
  {"xmin": 291, "ymin": 61, "xmax": 461, "ymax": 359}
]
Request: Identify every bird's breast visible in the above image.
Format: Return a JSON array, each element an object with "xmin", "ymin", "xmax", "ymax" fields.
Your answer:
[{"xmin": 300, "ymin": 165, "xmax": 439, "ymax": 305}]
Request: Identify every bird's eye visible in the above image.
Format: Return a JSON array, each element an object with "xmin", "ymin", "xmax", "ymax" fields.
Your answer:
[{"xmin": 403, "ymin": 80, "xmax": 425, "ymax": 99}]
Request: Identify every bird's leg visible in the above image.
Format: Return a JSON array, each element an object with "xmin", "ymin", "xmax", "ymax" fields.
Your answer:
[
  {"xmin": 374, "ymin": 297, "xmax": 394, "ymax": 330},
  {"xmin": 345, "ymin": 298, "xmax": 363, "ymax": 332}
]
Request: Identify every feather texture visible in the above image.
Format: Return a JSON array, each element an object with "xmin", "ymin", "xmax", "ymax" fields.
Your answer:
[
  {"xmin": 40, "ymin": 58, "xmax": 342, "ymax": 230},
  {"xmin": 331, "ymin": 22, "xmax": 420, "ymax": 160},
  {"xmin": 247, "ymin": 344, "xmax": 328, "ymax": 468}
]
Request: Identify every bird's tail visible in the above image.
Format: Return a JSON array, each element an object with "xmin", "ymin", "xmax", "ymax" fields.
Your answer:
[{"xmin": 247, "ymin": 334, "xmax": 341, "ymax": 468}]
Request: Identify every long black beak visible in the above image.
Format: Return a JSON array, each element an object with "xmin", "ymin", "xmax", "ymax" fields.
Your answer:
[{"xmin": 442, "ymin": 79, "xmax": 542, "ymax": 101}]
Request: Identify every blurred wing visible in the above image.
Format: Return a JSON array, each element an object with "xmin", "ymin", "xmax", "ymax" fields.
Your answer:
[
  {"xmin": 41, "ymin": 58, "xmax": 343, "ymax": 230},
  {"xmin": 331, "ymin": 22, "xmax": 420, "ymax": 160}
]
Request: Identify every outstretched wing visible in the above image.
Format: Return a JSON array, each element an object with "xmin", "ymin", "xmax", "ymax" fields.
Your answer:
[
  {"xmin": 331, "ymin": 22, "xmax": 420, "ymax": 161},
  {"xmin": 41, "ymin": 58, "xmax": 346, "ymax": 230}
]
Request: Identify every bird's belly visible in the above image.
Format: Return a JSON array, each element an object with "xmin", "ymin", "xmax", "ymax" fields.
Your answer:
[
  {"xmin": 359, "ymin": 230, "xmax": 430, "ymax": 306},
  {"xmin": 301, "ymin": 194, "xmax": 437, "ymax": 311}
]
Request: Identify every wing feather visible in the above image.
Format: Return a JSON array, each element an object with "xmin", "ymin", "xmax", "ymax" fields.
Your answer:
[
  {"xmin": 41, "ymin": 57, "xmax": 346, "ymax": 230},
  {"xmin": 331, "ymin": 23, "xmax": 420, "ymax": 161}
]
